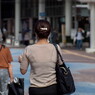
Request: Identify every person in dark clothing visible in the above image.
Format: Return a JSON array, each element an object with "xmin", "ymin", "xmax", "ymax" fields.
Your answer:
[
  {"xmin": 1, "ymin": 27, "xmax": 7, "ymax": 43},
  {"xmin": 50, "ymin": 28, "xmax": 59, "ymax": 44}
]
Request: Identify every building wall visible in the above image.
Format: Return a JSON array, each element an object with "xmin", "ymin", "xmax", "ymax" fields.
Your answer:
[
  {"xmin": 46, "ymin": 0, "xmax": 65, "ymax": 17},
  {"xmin": 0, "ymin": 0, "xmax": 90, "ymax": 43}
]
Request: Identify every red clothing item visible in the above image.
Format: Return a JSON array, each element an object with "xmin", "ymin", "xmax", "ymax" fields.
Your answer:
[{"xmin": 0, "ymin": 46, "xmax": 13, "ymax": 69}]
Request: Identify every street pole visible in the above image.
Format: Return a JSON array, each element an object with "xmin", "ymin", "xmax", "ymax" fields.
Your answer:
[
  {"xmin": 15, "ymin": 0, "xmax": 21, "ymax": 46},
  {"xmin": 0, "ymin": 0, "xmax": 1, "ymax": 28},
  {"xmin": 74, "ymin": 0, "xmax": 78, "ymax": 30},
  {"xmin": 38, "ymin": 0, "xmax": 45, "ymax": 20}
]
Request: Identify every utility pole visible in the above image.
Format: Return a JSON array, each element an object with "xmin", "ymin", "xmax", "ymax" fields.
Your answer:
[{"xmin": 0, "ymin": 0, "xmax": 1, "ymax": 28}]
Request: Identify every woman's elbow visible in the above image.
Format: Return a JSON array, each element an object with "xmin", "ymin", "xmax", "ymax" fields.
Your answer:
[{"xmin": 20, "ymin": 69, "xmax": 27, "ymax": 75}]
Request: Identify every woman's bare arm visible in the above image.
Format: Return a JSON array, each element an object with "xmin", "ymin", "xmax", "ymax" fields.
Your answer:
[{"xmin": 8, "ymin": 63, "xmax": 14, "ymax": 82}]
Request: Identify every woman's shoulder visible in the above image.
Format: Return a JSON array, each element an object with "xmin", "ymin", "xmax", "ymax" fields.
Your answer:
[
  {"xmin": 3, "ymin": 45, "xmax": 10, "ymax": 50},
  {"xmin": 1, "ymin": 45, "xmax": 7, "ymax": 50},
  {"xmin": 25, "ymin": 45, "xmax": 33, "ymax": 49},
  {"xmin": 25, "ymin": 43, "xmax": 55, "ymax": 50},
  {"xmin": 25, "ymin": 44, "xmax": 38, "ymax": 50},
  {"xmin": 1, "ymin": 45, "xmax": 11, "ymax": 53},
  {"xmin": 31, "ymin": 43, "xmax": 53, "ymax": 46}
]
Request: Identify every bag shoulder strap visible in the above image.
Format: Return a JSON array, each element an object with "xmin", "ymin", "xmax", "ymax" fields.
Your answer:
[{"xmin": 53, "ymin": 43, "xmax": 67, "ymax": 68}]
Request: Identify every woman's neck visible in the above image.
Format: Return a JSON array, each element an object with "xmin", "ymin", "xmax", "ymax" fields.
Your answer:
[{"xmin": 36, "ymin": 39, "xmax": 49, "ymax": 44}]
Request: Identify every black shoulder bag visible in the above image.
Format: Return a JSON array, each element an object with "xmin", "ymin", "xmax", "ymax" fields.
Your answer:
[
  {"xmin": 8, "ymin": 77, "xmax": 24, "ymax": 95},
  {"xmin": 53, "ymin": 44, "xmax": 75, "ymax": 95}
]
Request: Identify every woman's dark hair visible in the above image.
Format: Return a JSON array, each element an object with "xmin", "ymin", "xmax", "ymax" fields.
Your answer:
[
  {"xmin": 0, "ymin": 45, "xmax": 5, "ymax": 51},
  {"xmin": 34, "ymin": 20, "xmax": 51, "ymax": 39}
]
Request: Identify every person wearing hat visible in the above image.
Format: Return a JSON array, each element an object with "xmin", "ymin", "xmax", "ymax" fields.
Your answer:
[{"xmin": 0, "ymin": 34, "xmax": 14, "ymax": 95}]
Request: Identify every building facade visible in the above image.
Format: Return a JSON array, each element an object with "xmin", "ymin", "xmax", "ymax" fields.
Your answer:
[
  {"xmin": 0, "ymin": 0, "xmax": 92, "ymax": 49},
  {"xmin": 77, "ymin": 0, "xmax": 95, "ymax": 52}
]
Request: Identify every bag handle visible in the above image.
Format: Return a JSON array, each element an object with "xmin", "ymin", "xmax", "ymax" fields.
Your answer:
[{"xmin": 53, "ymin": 44, "xmax": 67, "ymax": 68}]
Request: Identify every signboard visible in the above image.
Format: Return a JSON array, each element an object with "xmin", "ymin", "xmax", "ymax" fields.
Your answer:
[{"xmin": 39, "ymin": 12, "xmax": 46, "ymax": 17}]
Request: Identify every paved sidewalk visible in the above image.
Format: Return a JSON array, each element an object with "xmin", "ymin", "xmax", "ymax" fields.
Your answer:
[
  {"xmin": 62, "ymin": 47, "xmax": 95, "ymax": 95},
  {"xmin": 62, "ymin": 47, "xmax": 95, "ymax": 63},
  {"xmin": 10, "ymin": 47, "xmax": 95, "ymax": 95}
]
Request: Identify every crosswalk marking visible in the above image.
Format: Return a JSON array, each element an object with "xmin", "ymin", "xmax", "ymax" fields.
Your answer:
[{"xmin": 63, "ymin": 50, "xmax": 95, "ymax": 60}]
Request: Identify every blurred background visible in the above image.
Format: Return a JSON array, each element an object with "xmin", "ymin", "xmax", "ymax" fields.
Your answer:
[{"xmin": 0, "ymin": 0, "xmax": 94, "ymax": 53}]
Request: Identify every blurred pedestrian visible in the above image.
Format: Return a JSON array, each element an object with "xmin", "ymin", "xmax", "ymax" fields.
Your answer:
[
  {"xmin": 19, "ymin": 20, "xmax": 63, "ymax": 95},
  {"xmin": 50, "ymin": 28, "xmax": 59, "ymax": 44},
  {"xmin": 76, "ymin": 28, "xmax": 84, "ymax": 50},
  {"xmin": 22, "ymin": 21, "xmax": 28, "ymax": 44},
  {"xmin": 1, "ymin": 26, "xmax": 7, "ymax": 43},
  {"xmin": 24, "ymin": 31, "xmax": 31, "ymax": 46},
  {"xmin": 0, "ymin": 29, "xmax": 3, "ymax": 41},
  {"xmin": 32, "ymin": 32, "xmax": 36, "ymax": 44},
  {"xmin": 0, "ymin": 36, "xmax": 14, "ymax": 95}
]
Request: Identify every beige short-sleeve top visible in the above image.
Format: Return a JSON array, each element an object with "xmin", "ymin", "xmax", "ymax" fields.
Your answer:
[{"xmin": 19, "ymin": 44, "xmax": 62, "ymax": 87}]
